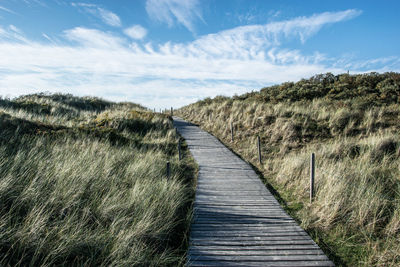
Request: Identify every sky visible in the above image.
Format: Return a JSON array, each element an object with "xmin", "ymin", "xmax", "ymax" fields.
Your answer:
[{"xmin": 0, "ymin": 0, "xmax": 399, "ymax": 109}]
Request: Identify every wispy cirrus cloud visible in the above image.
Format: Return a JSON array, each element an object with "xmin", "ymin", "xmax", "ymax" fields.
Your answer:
[
  {"xmin": 0, "ymin": 25, "xmax": 29, "ymax": 43},
  {"xmin": 266, "ymin": 9, "xmax": 362, "ymax": 43},
  {"xmin": 0, "ymin": 5, "xmax": 17, "ymax": 14},
  {"xmin": 124, "ymin": 25, "xmax": 147, "ymax": 40},
  {"xmin": 145, "ymin": 0, "xmax": 203, "ymax": 33},
  {"xmin": 72, "ymin": 3, "xmax": 121, "ymax": 27},
  {"xmin": 173, "ymin": 9, "xmax": 363, "ymax": 60},
  {"xmin": 64, "ymin": 27, "xmax": 124, "ymax": 48},
  {"xmin": 0, "ymin": 9, "xmax": 396, "ymax": 108}
]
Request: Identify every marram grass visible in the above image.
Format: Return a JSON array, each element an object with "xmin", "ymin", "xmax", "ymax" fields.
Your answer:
[
  {"xmin": 0, "ymin": 93, "xmax": 196, "ymax": 266},
  {"xmin": 178, "ymin": 72, "xmax": 400, "ymax": 266}
]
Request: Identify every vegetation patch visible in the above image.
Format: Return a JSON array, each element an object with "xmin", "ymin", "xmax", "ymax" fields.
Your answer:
[
  {"xmin": 178, "ymin": 72, "xmax": 400, "ymax": 266},
  {"xmin": 0, "ymin": 93, "xmax": 196, "ymax": 266}
]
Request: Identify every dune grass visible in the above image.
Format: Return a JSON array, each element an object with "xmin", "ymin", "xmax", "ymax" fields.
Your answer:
[
  {"xmin": 0, "ymin": 93, "xmax": 196, "ymax": 266},
  {"xmin": 178, "ymin": 72, "xmax": 400, "ymax": 266}
]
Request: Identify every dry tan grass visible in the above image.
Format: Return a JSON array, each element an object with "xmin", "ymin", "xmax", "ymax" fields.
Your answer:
[
  {"xmin": 178, "ymin": 97, "xmax": 400, "ymax": 266},
  {"xmin": 0, "ymin": 94, "xmax": 197, "ymax": 266}
]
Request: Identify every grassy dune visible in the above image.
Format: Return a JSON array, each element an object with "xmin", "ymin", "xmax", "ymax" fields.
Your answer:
[
  {"xmin": 178, "ymin": 72, "xmax": 400, "ymax": 266},
  {"xmin": 0, "ymin": 93, "xmax": 196, "ymax": 266}
]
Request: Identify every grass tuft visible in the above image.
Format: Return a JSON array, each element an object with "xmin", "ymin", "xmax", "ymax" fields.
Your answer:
[
  {"xmin": 178, "ymin": 72, "xmax": 400, "ymax": 266},
  {"xmin": 0, "ymin": 93, "xmax": 196, "ymax": 266}
]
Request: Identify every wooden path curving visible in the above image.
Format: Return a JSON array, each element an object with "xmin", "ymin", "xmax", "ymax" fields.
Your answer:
[{"xmin": 173, "ymin": 117, "xmax": 334, "ymax": 267}]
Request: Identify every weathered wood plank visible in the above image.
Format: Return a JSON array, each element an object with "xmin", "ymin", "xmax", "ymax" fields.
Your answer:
[
  {"xmin": 190, "ymin": 226, "xmax": 304, "ymax": 231},
  {"xmin": 190, "ymin": 231, "xmax": 308, "ymax": 238},
  {"xmin": 194, "ymin": 211, "xmax": 286, "ymax": 215},
  {"xmin": 194, "ymin": 202, "xmax": 281, "ymax": 206},
  {"xmin": 193, "ymin": 214, "xmax": 293, "ymax": 219},
  {"xmin": 188, "ymin": 249, "xmax": 324, "ymax": 256},
  {"xmin": 190, "ymin": 240, "xmax": 318, "ymax": 246},
  {"xmin": 194, "ymin": 206, "xmax": 285, "ymax": 210},
  {"xmin": 188, "ymin": 255, "xmax": 330, "ymax": 262},
  {"xmin": 190, "ymin": 236, "xmax": 313, "ymax": 242},
  {"xmin": 188, "ymin": 260, "xmax": 334, "ymax": 267},
  {"xmin": 188, "ymin": 248, "xmax": 323, "ymax": 258},
  {"xmin": 191, "ymin": 226, "xmax": 305, "ymax": 233},
  {"xmin": 172, "ymin": 117, "xmax": 334, "ymax": 267},
  {"xmin": 192, "ymin": 219, "xmax": 295, "ymax": 225},
  {"xmin": 188, "ymin": 245, "xmax": 321, "ymax": 251}
]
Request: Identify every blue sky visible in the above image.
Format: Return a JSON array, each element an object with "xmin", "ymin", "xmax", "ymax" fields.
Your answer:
[{"xmin": 0, "ymin": 0, "xmax": 399, "ymax": 108}]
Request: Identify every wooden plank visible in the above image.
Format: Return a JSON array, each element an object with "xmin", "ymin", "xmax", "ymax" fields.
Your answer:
[
  {"xmin": 197, "ymin": 178, "xmax": 262, "ymax": 182},
  {"xmin": 194, "ymin": 202, "xmax": 281, "ymax": 206},
  {"xmin": 195, "ymin": 197, "xmax": 278, "ymax": 202},
  {"xmin": 196, "ymin": 191, "xmax": 272, "ymax": 194},
  {"xmin": 189, "ymin": 228, "xmax": 302, "ymax": 234},
  {"xmin": 195, "ymin": 192, "xmax": 269, "ymax": 195},
  {"xmin": 192, "ymin": 218, "xmax": 295, "ymax": 223},
  {"xmin": 190, "ymin": 240, "xmax": 318, "ymax": 246},
  {"xmin": 193, "ymin": 214, "xmax": 292, "ymax": 219},
  {"xmin": 190, "ymin": 226, "xmax": 305, "ymax": 232},
  {"xmin": 191, "ymin": 226, "xmax": 305, "ymax": 233},
  {"xmin": 196, "ymin": 187, "xmax": 268, "ymax": 191},
  {"xmin": 188, "ymin": 260, "xmax": 334, "ymax": 267},
  {"xmin": 190, "ymin": 231, "xmax": 308, "ymax": 237},
  {"xmin": 196, "ymin": 182, "xmax": 265, "ymax": 186},
  {"xmin": 194, "ymin": 207, "xmax": 285, "ymax": 211},
  {"xmin": 188, "ymin": 249, "xmax": 324, "ymax": 256},
  {"xmin": 194, "ymin": 208, "xmax": 287, "ymax": 213},
  {"xmin": 193, "ymin": 213, "xmax": 292, "ymax": 218},
  {"xmin": 194, "ymin": 206, "xmax": 285, "ymax": 211},
  {"xmin": 188, "ymin": 245, "xmax": 321, "ymax": 251},
  {"xmin": 192, "ymin": 219, "xmax": 295, "ymax": 224},
  {"xmin": 193, "ymin": 211, "xmax": 287, "ymax": 216},
  {"xmin": 191, "ymin": 225, "xmax": 299, "ymax": 229},
  {"xmin": 188, "ymin": 255, "xmax": 330, "ymax": 262},
  {"xmin": 190, "ymin": 236, "xmax": 312, "ymax": 242},
  {"xmin": 194, "ymin": 202, "xmax": 282, "ymax": 206}
]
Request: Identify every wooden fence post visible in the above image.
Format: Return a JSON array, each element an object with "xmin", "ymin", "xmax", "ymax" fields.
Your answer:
[
  {"xmin": 166, "ymin": 161, "xmax": 170, "ymax": 179},
  {"xmin": 178, "ymin": 139, "xmax": 182, "ymax": 160},
  {"xmin": 257, "ymin": 136, "xmax": 262, "ymax": 165},
  {"xmin": 310, "ymin": 153, "xmax": 315, "ymax": 203},
  {"xmin": 230, "ymin": 122, "xmax": 234, "ymax": 142}
]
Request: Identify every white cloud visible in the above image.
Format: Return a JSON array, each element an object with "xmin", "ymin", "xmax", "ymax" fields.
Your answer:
[
  {"xmin": 0, "ymin": 25, "xmax": 29, "ymax": 43},
  {"xmin": 153, "ymin": 9, "xmax": 362, "ymax": 61},
  {"xmin": 72, "ymin": 3, "xmax": 121, "ymax": 27},
  {"xmin": 42, "ymin": 33, "xmax": 56, "ymax": 44},
  {"xmin": 145, "ymin": 0, "xmax": 203, "ymax": 33},
  {"xmin": 97, "ymin": 7, "xmax": 121, "ymax": 27},
  {"xmin": 64, "ymin": 27, "xmax": 124, "ymax": 48},
  {"xmin": 21, "ymin": 0, "xmax": 47, "ymax": 7},
  {"xmin": 0, "ymin": 9, "xmax": 396, "ymax": 109},
  {"xmin": 0, "ymin": 5, "xmax": 16, "ymax": 14},
  {"xmin": 266, "ymin": 9, "xmax": 362, "ymax": 43},
  {"xmin": 124, "ymin": 25, "xmax": 147, "ymax": 40},
  {"xmin": 9, "ymin": 25, "xmax": 22, "ymax": 34}
]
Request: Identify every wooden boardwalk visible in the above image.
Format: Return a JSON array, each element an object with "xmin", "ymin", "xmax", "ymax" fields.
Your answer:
[{"xmin": 173, "ymin": 117, "xmax": 334, "ymax": 267}]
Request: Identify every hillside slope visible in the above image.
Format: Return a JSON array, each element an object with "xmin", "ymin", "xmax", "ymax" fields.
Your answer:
[
  {"xmin": 178, "ymin": 72, "xmax": 400, "ymax": 266},
  {"xmin": 0, "ymin": 93, "xmax": 196, "ymax": 266}
]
